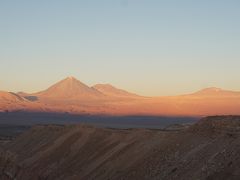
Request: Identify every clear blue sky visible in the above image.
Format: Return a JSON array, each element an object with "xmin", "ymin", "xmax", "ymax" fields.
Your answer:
[{"xmin": 1, "ymin": 0, "xmax": 240, "ymax": 96}]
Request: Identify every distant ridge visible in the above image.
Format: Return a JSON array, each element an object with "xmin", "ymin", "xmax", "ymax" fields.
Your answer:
[
  {"xmin": 1, "ymin": 77, "xmax": 240, "ymax": 116},
  {"xmin": 192, "ymin": 87, "xmax": 240, "ymax": 96},
  {"xmin": 0, "ymin": 91, "xmax": 26, "ymax": 102},
  {"xmin": 93, "ymin": 84, "xmax": 139, "ymax": 98}
]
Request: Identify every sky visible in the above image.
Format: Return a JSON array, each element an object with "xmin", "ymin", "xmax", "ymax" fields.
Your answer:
[{"xmin": 0, "ymin": 0, "xmax": 240, "ymax": 96}]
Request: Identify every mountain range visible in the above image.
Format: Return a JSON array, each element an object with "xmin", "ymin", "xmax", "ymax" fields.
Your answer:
[{"xmin": 1, "ymin": 76, "xmax": 240, "ymax": 116}]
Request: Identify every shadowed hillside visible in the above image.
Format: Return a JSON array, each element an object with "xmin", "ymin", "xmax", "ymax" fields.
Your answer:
[{"xmin": 1, "ymin": 116, "xmax": 240, "ymax": 179}]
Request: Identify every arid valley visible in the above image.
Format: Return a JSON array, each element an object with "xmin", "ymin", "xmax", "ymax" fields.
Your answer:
[
  {"xmin": 1, "ymin": 116, "xmax": 240, "ymax": 180},
  {"xmin": 1, "ymin": 77, "xmax": 240, "ymax": 179},
  {"xmin": 1, "ymin": 0, "xmax": 240, "ymax": 179}
]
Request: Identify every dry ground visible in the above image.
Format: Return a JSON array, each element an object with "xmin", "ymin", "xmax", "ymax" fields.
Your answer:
[{"xmin": 1, "ymin": 116, "xmax": 240, "ymax": 180}]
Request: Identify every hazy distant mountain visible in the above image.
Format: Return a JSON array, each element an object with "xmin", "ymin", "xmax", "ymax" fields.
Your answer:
[
  {"xmin": 17, "ymin": 91, "xmax": 29, "ymax": 97},
  {"xmin": 35, "ymin": 76, "xmax": 104, "ymax": 100},
  {"xmin": 93, "ymin": 84, "xmax": 139, "ymax": 98},
  {"xmin": 1, "ymin": 78, "xmax": 240, "ymax": 116},
  {"xmin": 0, "ymin": 91, "xmax": 41, "ymax": 113},
  {"xmin": 192, "ymin": 87, "xmax": 240, "ymax": 97},
  {"xmin": 0, "ymin": 91, "xmax": 26, "ymax": 102}
]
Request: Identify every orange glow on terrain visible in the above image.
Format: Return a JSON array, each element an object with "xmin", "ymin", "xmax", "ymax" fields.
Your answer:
[{"xmin": 1, "ymin": 77, "xmax": 240, "ymax": 116}]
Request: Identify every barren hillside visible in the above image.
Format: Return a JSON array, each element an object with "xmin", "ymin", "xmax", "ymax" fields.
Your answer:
[{"xmin": 1, "ymin": 116, "xmax": 240, "ymax": 180}]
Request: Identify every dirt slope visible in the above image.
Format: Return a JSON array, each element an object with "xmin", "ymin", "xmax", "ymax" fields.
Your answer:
[{"xmin": 1, "ymin": 116, "xmax": 240, "ymax": 180}]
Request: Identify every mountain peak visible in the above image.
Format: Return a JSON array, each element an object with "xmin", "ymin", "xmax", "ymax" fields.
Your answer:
[
  {"xmin": 93, "ymin": 84, "xmax": 116, "ymax": 90},
  {"xmin": 199, "ymin": 87, "xmax": 223, "ymax": 93},
  {"xmin": 36, "ymin": 77, "xmax": 103, "ymax": 99},
  {"xmin": 93, "ymin": 84, "xmax": 139, "ymax": 97},
  {"xmin": 193, "ymin": 87, "xmax": 239, "ymax": 96},
  {"xmin": 66, "ymin": 76, "xmax": 76, "ymax": 80}
]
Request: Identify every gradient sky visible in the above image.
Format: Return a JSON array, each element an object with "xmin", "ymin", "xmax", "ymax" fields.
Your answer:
[{"xmin": 1, "ymin": 0, "xmax": 240, "ymax": 96}]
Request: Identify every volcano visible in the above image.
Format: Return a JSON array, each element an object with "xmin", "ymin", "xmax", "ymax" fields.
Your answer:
[{"xmin": 35, "ymin": 76, "xmax": 104, "ymax": 100}]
